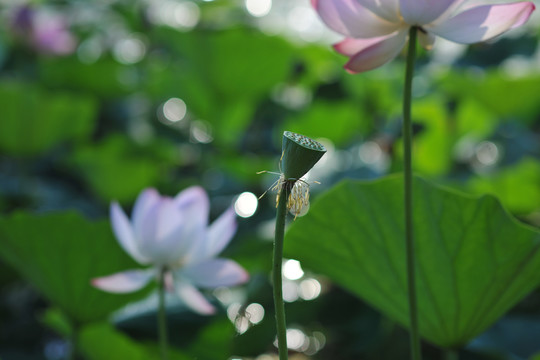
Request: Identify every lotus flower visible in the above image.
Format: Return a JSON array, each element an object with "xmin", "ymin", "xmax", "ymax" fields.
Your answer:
[
  {"xmin": 12, "ymin": 5, "xmax": 77, "ymax": 55},
  {"xmin": 32, "ymin": 12, "xmax": 77, "ymax": 55},
  {"xmin": 92, "ymin": 187, "xmax": 249, "ymax": 315},
  {"xmin": 312, "ymin": 0, "xmax": 535, "ymax": 73}
]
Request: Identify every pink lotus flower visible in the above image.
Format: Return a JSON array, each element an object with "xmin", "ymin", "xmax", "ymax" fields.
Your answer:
[
  {"xmin": 32, "ymin": 12, "xmax": 77, "ymax": 55},
  {"xmin": 12, "ymin": 6, "xmax": 76, "ymax": 56},
  {"xmin": 312, "ymin": 0, "xmax": 535, "ymax": 73},
  {"xmin": 92, "ymin": 187, "xmax": 249, "ymax": 315}
]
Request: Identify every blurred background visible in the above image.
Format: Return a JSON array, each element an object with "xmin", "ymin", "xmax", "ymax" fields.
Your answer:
[{"xmin": 0, "ymin": 0, "xmax": 540, "ymax": 359}]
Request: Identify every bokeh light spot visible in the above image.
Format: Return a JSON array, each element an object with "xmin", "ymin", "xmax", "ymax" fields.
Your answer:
[
  {"xmin": 475, "ymin": 141, "xmax": 499, "ymax": 166},
  {"xmin": 227, "ymin": 302, "xmax": 242, "ymax": 322},
  {"xmin": 359, "ymin": 141, "xmax": 382, "ymax": 164},
  {"xmin": 149, "ymin": 0, "xmax": 200, "ymax": 30},
  {"xmin": 235, "ymin": 316, "xmax": 250, "ymax": 334},
  {"xmin": 286, "ymin": 328, "xmax": 308, "ymax": 350},
  {"xmin": 283, "ymin": 259, "xmax": 304, "ymax": 280},
  {"xmin": 174, "ymin": 2, "xmax": 200, "ymax": 28},
  {"xmin": 299, "ymin": 278, "xmax": 321, "ymax": 300},
  {"xmin": 190, "ymin": 120, "xmax": 213, "ymax": 143},
  {"xmin": 113, "ymin": 36, "xmax": 146, "ymax": 64},
  {"xmin": 234, "ymin": 192, "xmax": 258, "ymax": 218},
  {"xmin": 282, "ymin": 281, "xmax": 299, "ymax": 303},
  {"xmin": 246, "ymin": 303, "xmax": 265, "ymax": 324},
  {"xmin": 246, "ymin": 0, "xmax": 272, "ymax": 17},
  {"xmin": 162, "ymin": 98, "xmax": 187, "ymax": 123}
]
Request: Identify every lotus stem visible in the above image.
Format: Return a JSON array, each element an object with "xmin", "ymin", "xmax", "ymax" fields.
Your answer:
[
  {"xmin": 271, "ymin": 131, "xmax": 325, "ymax": 359},
  {"xmin": 158, "ymin": 266, "xmax": 169, "ymax": 360},
  {"xmin": 273, "ymin": 184, "xmax": 290, "ymax": 360},
  {"xmin": 403, "ymin": 26, "xmax": 422, "ymax": 360}
]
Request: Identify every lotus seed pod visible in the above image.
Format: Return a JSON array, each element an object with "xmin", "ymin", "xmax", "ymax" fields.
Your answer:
[{"xmin": 281, "ymin": 131, "xmax": 326, "ymax": 180}]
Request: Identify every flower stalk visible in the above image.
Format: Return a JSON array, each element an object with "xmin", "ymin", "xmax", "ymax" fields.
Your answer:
[
  {"xmin": 270, "ymin": 131, "xmax": 326, "ymax": 360},
  {"xmin": 403, "ymin": 26, "xmax": 421, "ymax": 360},
  {"xmin": 158, "ymin": 266, "xmax": 169, "ymax": 360},
  {"xmin": 273, "ymin": 183, "xmax": 291, "ymax": 360}
]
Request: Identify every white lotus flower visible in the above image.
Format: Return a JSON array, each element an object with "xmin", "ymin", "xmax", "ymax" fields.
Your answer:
[{"xmin": 92, "ymin": 187, "xmax": 249, "ymax": 315}]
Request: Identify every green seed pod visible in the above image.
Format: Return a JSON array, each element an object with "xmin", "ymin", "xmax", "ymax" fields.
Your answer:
[{"xmin": 281, "ymin": 131, "xmax": 326, "ymax": 180}]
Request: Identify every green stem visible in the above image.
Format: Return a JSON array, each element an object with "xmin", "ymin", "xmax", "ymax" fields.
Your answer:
[
  {"xmin": 403, "ymin": 26, "xmax": 421, "ymax": 360},
  {"xmin": 158, "ymin": 267, "xmax": 169, "ymax": 360},
  {"xmin": 445, "ymin": 349, "xmax": 459, "ymax": 360},
  {"xmin": 273, "ymin": 185, "xmax": 289, "ymax": 360}
]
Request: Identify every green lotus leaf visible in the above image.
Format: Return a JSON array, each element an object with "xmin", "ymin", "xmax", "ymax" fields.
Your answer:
[
  {"xmin": 0, "ymin": 211, "xmax": 147, "ymax": 324},
  {"xmin": 285, "ymin": 175, "xmax": 540, "ymax": 347}
]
